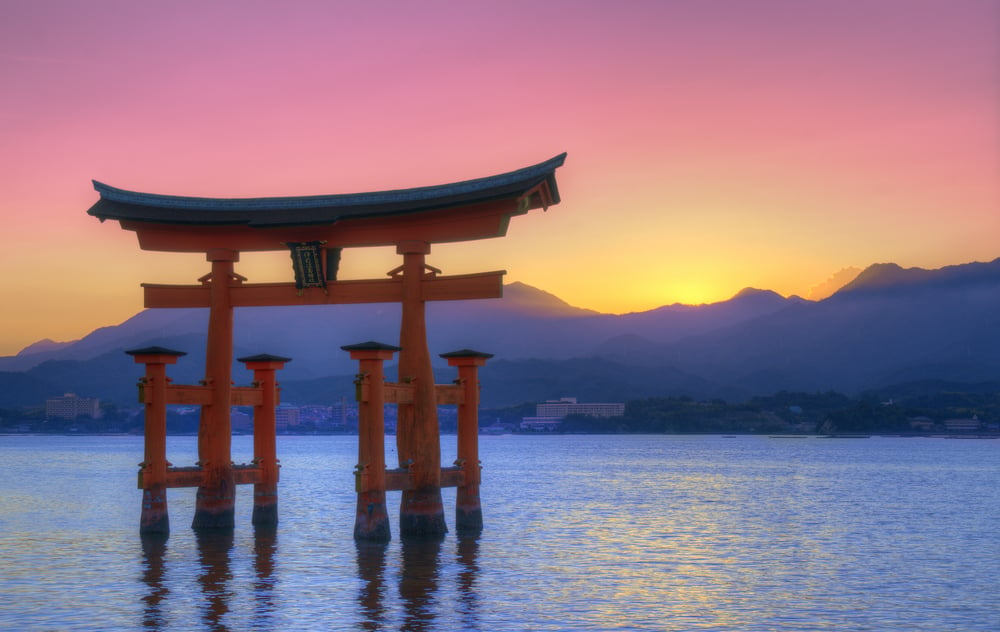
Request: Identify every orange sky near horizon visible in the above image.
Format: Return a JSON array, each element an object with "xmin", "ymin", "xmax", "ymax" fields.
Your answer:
[{"xmin": 0, "ymin": 0, "xmax": 998, "ymax": 356}]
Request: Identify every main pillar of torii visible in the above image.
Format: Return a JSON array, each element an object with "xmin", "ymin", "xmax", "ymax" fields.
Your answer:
[{"xmin": 87, "ymin": 153, "xmax": 566, "ymax": 535}]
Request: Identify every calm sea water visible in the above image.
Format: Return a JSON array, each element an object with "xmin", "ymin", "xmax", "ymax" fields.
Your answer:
[{"xmin": 0, "ymin": 434, "xmax": 997, "ymax": 631}]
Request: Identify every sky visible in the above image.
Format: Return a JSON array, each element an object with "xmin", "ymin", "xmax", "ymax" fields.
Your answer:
[{"xmin": 0, "ymin": 0, "xmax": 998, "ymax": 356}]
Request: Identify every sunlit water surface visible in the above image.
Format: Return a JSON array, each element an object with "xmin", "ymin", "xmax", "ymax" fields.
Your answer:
[{"xmin": 0, "ymin": 434, "xmax": 997, "ymax": 631}]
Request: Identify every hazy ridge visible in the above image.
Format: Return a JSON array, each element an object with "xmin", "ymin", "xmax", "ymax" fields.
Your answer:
[{"xmin": 3, "ymin": 259, "xmax": 999, "ymax": 408}]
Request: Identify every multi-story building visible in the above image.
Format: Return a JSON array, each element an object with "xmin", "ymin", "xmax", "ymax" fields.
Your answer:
[
  {"xmin": 535, "ymin": 397, "xmax": 626, "ymax": 419},
  {"xmin": 521, "ymin": 397, "xmax": 625, "ymax": 431},
  {"xmin": 275, "ymin": 403, "xmax": 300, "ymax": 432},
  {"xmin": 45, "ymin": 393, "xmax": 101, "ymax": 420}
]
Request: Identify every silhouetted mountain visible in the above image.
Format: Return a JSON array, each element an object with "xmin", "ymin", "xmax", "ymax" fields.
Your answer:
[
  {"xmin": 473, "ymin": 357, "xmax": 743, "ymax": 408},
  {"xmin": 16, "ymin": 338, "xmax": 75, "ymax": 356},
  {"xmin": 837, "ymin": 262, "xmax": 915, "ymax": 293},
  {"xmin": 2, "ymin": 259, "xmax": 999, "ymax": 408},
  {"xmin": 491, "ymin": 281, "xmax": 599, "ymax": 317},
  {"xmin": 0, "ymin": 281, "xmax": 792, "ymax": 379},
  {"xmin": 654, "ymin": 258, "xmax": 1000, "ymax": 394},
  {"xmin": 593, "ymin": 288, "xmax": 801, "ymax": 364},
  {"xmin": 0, "ymin": 310, "xmax": 209, "ymax": 372},
  {"xmin": 837, "ymin": 260, "xmax": 1000, "ymax": 295}
]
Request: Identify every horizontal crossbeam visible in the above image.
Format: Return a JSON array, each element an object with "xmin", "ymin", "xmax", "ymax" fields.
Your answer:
[
  {"xmin": 138, "ymin": 384, "xmax": 272, "ymax": 407},
  {"xmin": 142, "ymin": 271, "xmax": 505, "ymax": 308},
  {"xmin": 356, "ymin": 466, "xmax": 466, "ymax": 493},
  {"xmin": 138, "ymin": 464, "xmax": 266, "ymax": 489},
  {"xmin": 365, "ymin": 383, "xmax": 463, "ymax": 405}
]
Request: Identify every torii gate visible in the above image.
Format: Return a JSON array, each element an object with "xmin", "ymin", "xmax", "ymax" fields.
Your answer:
[{"xmin": 88, "ymin": 153, "xmax": 566, "ymax": 539}]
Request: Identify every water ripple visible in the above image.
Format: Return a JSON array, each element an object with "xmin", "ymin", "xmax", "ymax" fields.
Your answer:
[{"xmin": 0, "ymin": 434, "xmax": 997, "ymax": 630}]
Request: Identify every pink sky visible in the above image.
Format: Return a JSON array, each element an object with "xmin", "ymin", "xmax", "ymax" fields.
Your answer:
[{"xmin": 0, "ymin": 0, "xmax": 998, "ymax": 355}]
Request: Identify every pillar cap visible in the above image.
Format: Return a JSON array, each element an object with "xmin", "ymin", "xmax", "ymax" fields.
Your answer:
[
  {"xmin": 441, "ymin": 348, "xmax": 493, "ymax": 367},
  {"xmin": 341, "ymin": 341, "xmax": 402, "ymax": 352},
  {"xmin": 439, "ymin": 349, "xmax": 494, "ymax": 359},
  {"xmin": 237, "ymin": 353, "xmax": 293, "ymax": 363},
  {"xmin": 125, "ymin": 346, "xmax": 187, "ymax": 357}
]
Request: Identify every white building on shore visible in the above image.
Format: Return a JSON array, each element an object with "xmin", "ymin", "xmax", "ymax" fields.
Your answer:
[{"xmin": 521, "ymin": 397, "xmax": 625, "ymax": 431}]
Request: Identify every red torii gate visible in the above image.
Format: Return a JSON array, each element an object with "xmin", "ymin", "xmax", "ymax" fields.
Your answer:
[{"xmin": 88, "ymin": 154, "xmax": 566, "ymax": 539}]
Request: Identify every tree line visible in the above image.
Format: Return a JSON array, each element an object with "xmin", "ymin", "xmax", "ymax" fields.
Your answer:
[
  {"xmin": 487, "ymin": 389, "xmax": 1000, "ymax": 434},
  {"xmin": 3, "ymin": 388, "xmax": 999, "ymax": 435}
]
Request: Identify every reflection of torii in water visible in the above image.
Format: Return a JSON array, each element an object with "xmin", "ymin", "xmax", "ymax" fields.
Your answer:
[{"xmin": 88, "ymin": 153, "xmax": 567, "ymax": 539}]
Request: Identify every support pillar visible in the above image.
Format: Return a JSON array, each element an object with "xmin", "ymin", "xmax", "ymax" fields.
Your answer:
[
  {"xmin": 343, "ymin": 341, "xmax": 399, "ymax": 541},
  {"xmin": 127, "ymin": 346, "xmax": 187, "ymax": 534},
  {"xmin": 194, "ymin": 249, "xmax": 239, "ymax": 529},
  {"xmin": 239, "ymin": 354, "xmax": 291, "ymax": 528},
  {"xmin": 395, "ymin": 241, "xmax": 447, "ymax": 537},
  {"xmin": 441, "ymin": 349, "xmax": 493, "ymax": 533}
]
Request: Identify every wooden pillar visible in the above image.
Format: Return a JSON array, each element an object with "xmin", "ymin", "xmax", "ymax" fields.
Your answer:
[
  {"xmin": 395, "ymin": 241, "xmax": 447, "ymax": 537},
  {"xmin": 239, "ymin": 354, "xmax": 291, "ymax": 528},
  {"xmin": 343, "ymin": 341, "xmax": 399, "ymax": 541},
  {"xmin": 194, "ymin": 249, "xmax": 238, "ymax": 529},
  {"xmin": 126, "ymin": 346, "xmax": 187, "ymax": 534},
  {"xmin": 441, "ymin": 349, "xmax": 492, "ymax": 533}
]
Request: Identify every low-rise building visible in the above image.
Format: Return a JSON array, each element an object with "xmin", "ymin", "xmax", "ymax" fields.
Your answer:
[
  {"xmin": 520, "ymin": 416, "xmax": 565, "ymax": 431},
  {"xmin": 943, "ymin": 416, "xmax": 981, "ymax": 432}
]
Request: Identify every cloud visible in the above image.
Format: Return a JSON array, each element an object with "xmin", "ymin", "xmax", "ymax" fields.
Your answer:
[{"xmin": 807, "ymin": 267, "xmax": 862, "ymax": 301}]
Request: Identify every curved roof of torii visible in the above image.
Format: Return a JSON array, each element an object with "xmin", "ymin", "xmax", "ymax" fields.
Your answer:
[{"xmin": 88, "ymin": 153, "xmax": 566, "ymax": 228}]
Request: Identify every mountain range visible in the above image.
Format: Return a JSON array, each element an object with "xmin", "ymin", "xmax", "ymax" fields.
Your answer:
[{"xmin": 3, "ymin": 259, "xmax": 1000, "ymax": 408}]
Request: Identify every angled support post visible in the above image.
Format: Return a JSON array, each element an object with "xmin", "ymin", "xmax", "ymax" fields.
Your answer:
[
  {"xmin": 343, "ymin": 341, "xmax": 400, "ymax": 541},
  {"xmin": 239, "ymin": 354, "xmax": 291, "ymax": 528},
  {"xmin": 441, "ymin": 349, "xmax": 493, "ymax": 533},
  {"xmin": 127, "ymin": 346, "xmax": 187, "ymax": 534}
]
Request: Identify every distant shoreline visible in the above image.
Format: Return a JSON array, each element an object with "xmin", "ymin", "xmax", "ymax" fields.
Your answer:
[{"xmin": 3, "ymin": 431, "xmax": 997, "ymax": 439}]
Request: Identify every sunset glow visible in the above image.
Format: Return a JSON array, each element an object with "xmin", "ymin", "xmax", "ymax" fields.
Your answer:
[{"xmin": 0, "ymin": 0, "xmax": 998, "ymax": 355}]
